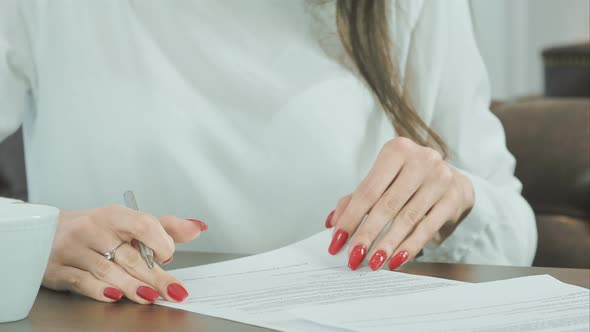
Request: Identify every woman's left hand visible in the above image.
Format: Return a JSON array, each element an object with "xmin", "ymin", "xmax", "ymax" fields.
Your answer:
[{"xmin": 326, "ymin": 137, "xmax": 474, "ymax": 271}]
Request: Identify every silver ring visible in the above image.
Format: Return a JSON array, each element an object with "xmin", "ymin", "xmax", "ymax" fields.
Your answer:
[{"xmin": 103, "ymin": 241, "xmax": 125, "ymax": 261}]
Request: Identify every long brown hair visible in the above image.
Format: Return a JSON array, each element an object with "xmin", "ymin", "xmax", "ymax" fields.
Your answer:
[{"xmin": 335, "ymin": 0, "xmax": 447, "ymax": 156}]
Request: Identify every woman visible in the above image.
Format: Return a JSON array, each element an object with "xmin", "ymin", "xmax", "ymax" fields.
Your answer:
[{"xmin": 0, "ymin": 0, "xmax": 536, "ymax": 304}]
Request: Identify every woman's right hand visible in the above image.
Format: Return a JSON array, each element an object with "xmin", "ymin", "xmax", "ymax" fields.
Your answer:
[{"xmin": 41, "ymin": 205, "xmax": 207, "ymax": 304}]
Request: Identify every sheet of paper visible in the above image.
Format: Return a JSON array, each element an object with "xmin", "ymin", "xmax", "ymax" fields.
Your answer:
[
  {"xmin": 156, "ymin": 230, "xmax": 462, "ymax": 331},
  {"xmin": 293, "ymin": 274, "xmax": 590, "ymax": 332}
]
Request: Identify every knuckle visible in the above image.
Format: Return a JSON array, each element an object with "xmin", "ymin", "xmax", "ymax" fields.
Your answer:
[
  {"xmin": 354, "ymin": 185, "xmax": 380, "ymax": 206},
  {"xmin": 131, "ymin": 214, "xmax": 157, "ymax": 236},
  {"xmin": 124, "ymin": 250, "xmax": 146, "ymax": 270},
  {"xmin": 394, "ymin": 137, "xmax": 413, "ymax": 148},
  {"xmin": 399, "ymin": 208, "xmax": 421, "ymax": 229},
  {"xmin": 438, "ymin": 166, "xmax": 454, "ymax": 184},
  {"xmin": 67, "ymin": 273, "xmax": 84, "ymax": 293},
  {"xmin": 130, "ymin": 215, "xmax": 173, "ymax": 259},
  {"xmin": 423, "ymin": 148, "xmax": 442, "ymax": 165},
  {"xmin": 94, "ymin": 258, "xmax": 115, "ymax": 280},
  {"xmin": 386, "ymin": 137, "xmax": 413, "ymax": 152},
  {"xmin": 130, "ymin": 223, "xmax": 146, "ymax": 239},
  {"xmin": 69, "ymin": 217, "xmax": 93, "ymax": 237},
  {"xmin": 382, "ymin": 192, "xmax": 403, "ymax": 214},
  {"xmin": 161, "ymin": 236, "xmax": 176, "ymax": 258},
  {"xmin": 139, "ymin": 213, "xmax": 158, "ymax": 225},
  {"xmin": 382, "ymin": 140, "xmax": 398, "ymax": 154},
  {"xmin": 166, "ymin": 236, "xmax": 176, "ymax": 252}
]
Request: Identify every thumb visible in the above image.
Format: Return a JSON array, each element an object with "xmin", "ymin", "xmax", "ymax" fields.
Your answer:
[{"xmin": 158, "ymin": 216, "xmax": 207, "ymax": 243}]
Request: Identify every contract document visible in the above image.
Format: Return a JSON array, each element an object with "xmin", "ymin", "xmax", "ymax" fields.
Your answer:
[
  {"xmin": 156, "ymin": 230, "xmax": 462, "ymax": 330},
  {"xmin": 293, "ymin": 275, "xmax": 590, "ymax": 331},
  {"xmin": 157, "ymin": 230, "xmax": 589, "ymax": 331}
]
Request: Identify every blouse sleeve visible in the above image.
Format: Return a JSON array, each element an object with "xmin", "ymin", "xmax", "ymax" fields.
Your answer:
[
  {"xmin": 0, "ymin": 0, "xmax": 34, "ymax": 143},
  {"xmin": 407, "ymin": 1, "xmax": 537, "ymax": 266}
]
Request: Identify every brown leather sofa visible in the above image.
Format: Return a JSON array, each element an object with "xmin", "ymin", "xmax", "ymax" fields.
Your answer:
[{"xmin": 492, "ymin": 98, "xmax": 590, "ymax": 269}]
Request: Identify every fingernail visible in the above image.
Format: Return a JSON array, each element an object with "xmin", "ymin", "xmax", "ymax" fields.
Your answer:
[
  {"xmin": 388, "ymin": 251, "xmax": 409, "ymax": 271},
  {"xmin": 348, "ymin": 244, "xmax": 367, "ymax": 271},
  {"xmin": 369, "ymin": 250, "xmax": 387, "ymax": 271},
  {"xmin": 167, "ymin": 283, "xmax": 189, "ymax": 302},
  {"xmin": 162, "ymin": 256, "xmax": 174, "ymax": 265},
  {"xmin": 103, "ymin": 287, "xmax": 124, "ymax": 301},
  {"xmin": 325, "ymin": 210, "xmax": 335, "ymax": 228},
  {"xmin": 136, "ymin": 286, "xmax": 159, "ymax": 302},
  {"xmin": 187, "ymin": 219, "xmax": 208, "ymax": 231},
  {"xmin": 328, "ymin": 229, "xmax": 349, "ymax": 255}
]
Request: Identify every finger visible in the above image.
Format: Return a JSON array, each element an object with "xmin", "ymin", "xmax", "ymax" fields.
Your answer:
[
  {"xmin": 159, "ymin": 216, "xmax": 205, "ymax": 244},
  {"xmin": 68, "ymin": 248, "xmax": 163, "ymax": 304},
  {"xmin": 362, "ymin": 167, "xmax": 451, "ymax": 271},
  {"xmin": 325, "ymin": 195, "xmax": 351, "ymax": 229},
  {"xmin": 56, "ymin": 234, "xmax": 161, "ymax": 304},
  {"xmin": 328, "ymin": 144, "xmax": 406, "ymax": 255},
  {"xmin": 346, "ymin": 162, "xmax": 431, "ymax": 269},
  {"xmin": 42, "ymin": 264, "xmax": 125, "ymax": 303},
  {"xmin": 346, "ymin": 163, "xmax": 428, "ymax": 255},
  {"xmin": 99, "ymin": 205, "xmax": 175, "ymax": 262},
  {"xmin": 113, "ymin": 243, "xmax": 189, "ymax": 303},
  {"xmin": 63, "ymin": 217, "xmax": 174, "ymax": 267},
  {"xmin": 387, "ymin": 194, "xmax": 455, "ymax": 271}
]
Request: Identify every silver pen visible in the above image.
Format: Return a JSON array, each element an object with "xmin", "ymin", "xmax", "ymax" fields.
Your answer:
[{"xmin": 123, "ymin": 190, "xmax": 155, "ymax": 269}]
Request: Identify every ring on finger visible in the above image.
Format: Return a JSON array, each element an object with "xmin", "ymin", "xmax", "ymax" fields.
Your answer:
[{"xmin": 103, "ymin": 241, "xmax": 125, "ymax": 261}]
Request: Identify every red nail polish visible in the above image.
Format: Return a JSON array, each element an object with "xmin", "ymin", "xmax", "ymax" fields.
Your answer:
[
  {"xmin": 103, "ymin": 287, "xmax": 124, "ymax": 301},
  {"xmin": 348, "ymin": 244, "xmax": 367, "ymax": 270},
  {"xmin": 187, "ymin": 219, "xmax": 208, "ymax": 231},
  {"xmin": 328, "ymin": 229, "xmax": 349, "ymax": 255},
  {"xmin": 136, "ymin": 286, "xmax": 159, "ymax": 302},
  {"xmin": 167, "ymin": 283, "xmax": 189, "ymax": 302},
  {"xmin": 369, "ymin": 250, "xmax": 387, "ymax": 271},
  {"xmin": 325, "ymin": 210, "xmax": 335, "ymax": 228},
  {"xmin": 388, "ymin": 251, "xmax": 409, "ymax": 270},
  {"xmin": 162, "ymin": 256, "xmax": 174, "ymax": 265}
]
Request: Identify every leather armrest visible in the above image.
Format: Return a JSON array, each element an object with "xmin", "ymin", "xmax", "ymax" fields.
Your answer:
[
  {"xmin": 492, "ymin": 97, "xmax": 590, "ymax": 268},
  {"xmin": 492, "ymin": 98, "xmax": 590, "ymax": 220}
]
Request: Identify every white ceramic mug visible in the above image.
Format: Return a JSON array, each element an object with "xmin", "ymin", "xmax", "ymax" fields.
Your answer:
[{"xmin": 0, "ymin": 203, "xmax": 59, "ymax": 323}]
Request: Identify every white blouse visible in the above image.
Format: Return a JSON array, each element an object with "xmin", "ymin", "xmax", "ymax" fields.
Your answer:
[{"xmin": 0, "ymin": 0, "xmax": 536, "ymax": 264}]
